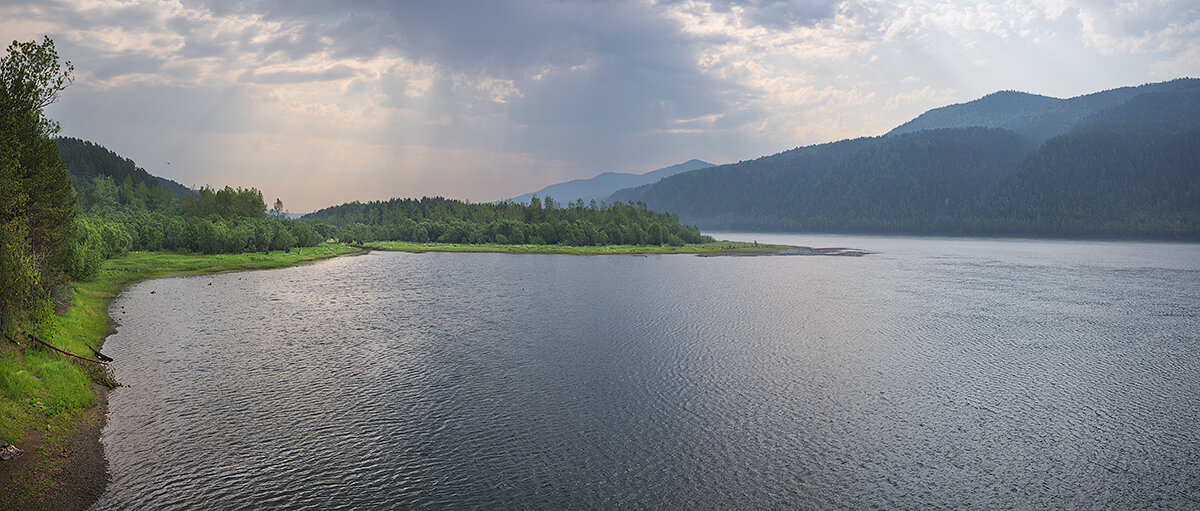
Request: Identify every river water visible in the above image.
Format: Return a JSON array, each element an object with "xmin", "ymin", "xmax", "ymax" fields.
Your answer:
[{"xmin": 91, "ymin": 235, "xmax": 1200, "ymax": 509}]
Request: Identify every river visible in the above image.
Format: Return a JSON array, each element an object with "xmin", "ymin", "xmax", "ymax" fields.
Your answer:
[{"xmin": 91, "ymin": 235, "xmax": 1200, "ymax": 509}]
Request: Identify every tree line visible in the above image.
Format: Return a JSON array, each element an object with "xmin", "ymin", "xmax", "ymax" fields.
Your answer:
[
  {"xmin": 305, "ymin": 195, "xmax": 713, "ymax": 247},
  {"xmin": 59, "ymin": 136, "xmax": 327, "ymax": 265}
]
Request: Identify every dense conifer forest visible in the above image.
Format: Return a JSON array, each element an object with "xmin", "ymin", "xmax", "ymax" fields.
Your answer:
[{"xmin": 611, "ymin": 80, "xmax": 1200, "ymax": 239}]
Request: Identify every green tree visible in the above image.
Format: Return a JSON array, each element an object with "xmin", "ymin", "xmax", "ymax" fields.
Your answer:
[
  {"xmin": 91, "ymin": 175, "xmax": 118, "ymax": 213},
  {"xmin": 269, "ymin": 220, "xmax": 297, "ymax": 250},
  {"xmin": 0, "ymin": 36, "xmax": 75, "ymax": 337},
  {"xmin": 645, "ymin": 223, "xmax": 663, "ymax": 245}
]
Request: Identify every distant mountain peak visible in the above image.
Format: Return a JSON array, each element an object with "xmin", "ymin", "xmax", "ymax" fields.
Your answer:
[
  {"xmin": 980, "ymin": 89, "xmax": 1052, "ymax": 99},
  {"xmin": 606, "ymin": 78, "xmax": 1200, "ymax": 239},
  {"xmin": 508, "ymin": 159, "xmax": 714, "ymax": 204},
  {"xmin": 888, "ymin": 78, "xmax": 1200, "ymax": 143}
]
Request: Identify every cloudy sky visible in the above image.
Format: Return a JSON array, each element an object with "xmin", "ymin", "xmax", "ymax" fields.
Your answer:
[{"xmin": 4, "ymin": 0, "xmax": 1198, "ymax": 211}]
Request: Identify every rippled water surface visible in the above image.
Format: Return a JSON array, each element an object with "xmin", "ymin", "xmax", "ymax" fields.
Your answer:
[{"xmin": 92, "ymin": 235, "xmax": 1200, "ymax": 509}]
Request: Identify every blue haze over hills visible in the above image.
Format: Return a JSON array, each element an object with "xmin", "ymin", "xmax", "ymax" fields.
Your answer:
[
  {"xmin": 608, "ymin": 78, "xmax": 1200, "ymax": 239},
  {"xmin": 507, "ymin": 159, "xmax": 712, "ymax": 205},
  {"xmin": 885, "ymin": 78, "xmax": 1200, "ymax": 143}
]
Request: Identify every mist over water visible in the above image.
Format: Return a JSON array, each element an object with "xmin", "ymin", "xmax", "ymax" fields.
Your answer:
[{"xmin": 93, "ymin": 236, "xmax": 1200, "ymax": 509}]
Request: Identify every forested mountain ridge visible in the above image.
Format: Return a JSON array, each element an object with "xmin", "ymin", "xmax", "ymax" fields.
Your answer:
[
  {"xmin": 887, "ymin": 78, "xmax": 1200, "ymax": 143},
  {"xmin": 610, "ymin": 137, "xmax": 877, "ymax": 207},
  {"xmin": 55, "ymin": 137, "xmax": 190, "ymax": 207},
  {"xmin": 985, "ymin": 86, "xmax": 1200, "ymax": 235},
  {"xmin": 607, "ymin": 78, "xmax": 1200, "ymax": 239},
  {"xmin": 507, "ymin": 159, "xmax": 712, "ymax": 205}
]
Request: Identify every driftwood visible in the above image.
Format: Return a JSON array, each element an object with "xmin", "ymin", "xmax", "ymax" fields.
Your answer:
[
  {"xmin": 28, "ymin": 334, "xmax": 110, "ymax": 365},
  {"xmin": 88, "ymin": 344, "xmax": 114, "ymax": 362}
]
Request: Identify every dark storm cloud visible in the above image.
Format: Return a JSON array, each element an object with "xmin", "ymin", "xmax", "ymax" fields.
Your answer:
[
  {"xmin": 451, "ymin": 3, "xmax": 748, "ymax": 152},
  {"xmin": 181, "ymin": 0, "xmax": 760, "ymax": 164},
  {"xmin": 14, "ymin": 0, "xmax": 786, "ymax": 166},
  {"xmin": 232, "ymin": 0, "xmax": 679, "ymax": 69}
]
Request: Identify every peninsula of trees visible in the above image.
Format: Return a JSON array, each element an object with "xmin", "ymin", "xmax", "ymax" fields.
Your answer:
[{"xmin": 305, "ymin": 196, "xmax": 713, "ymax": 247}]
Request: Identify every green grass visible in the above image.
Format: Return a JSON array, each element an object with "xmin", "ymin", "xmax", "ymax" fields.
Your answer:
[
  {"xmin": 0, "ymin": 242, "xmax": 359, "ymax": 446},
  {"xmin": 362, "ymin": 240, "xmax": 795, "ymax": 255}
]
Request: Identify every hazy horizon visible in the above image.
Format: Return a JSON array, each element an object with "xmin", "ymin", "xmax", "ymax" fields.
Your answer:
[{"xmin": 4, "ymin": 0, "xmax": 1198, "ymax": 212}]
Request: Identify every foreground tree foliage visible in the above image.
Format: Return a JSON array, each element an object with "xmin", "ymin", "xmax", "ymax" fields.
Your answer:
[
  {"xmin": 0, "ymin": 36, "xmax": 76, "ymax": 337},
  {"xmin": 304, "ymin": 196, "xmax": 712, "ymax": 247}
]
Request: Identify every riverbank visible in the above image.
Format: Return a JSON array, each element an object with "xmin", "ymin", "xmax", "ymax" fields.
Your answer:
[
  {"xmin": 362, "ymin": 240, "xmax": 797, "ymax": 255},
  {"xmin": 0, "ymin": 243, "xmax": 361, "ymax": 511}
]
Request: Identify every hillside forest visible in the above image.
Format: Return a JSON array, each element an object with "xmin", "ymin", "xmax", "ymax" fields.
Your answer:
[{"xmin": 612, "ymin": 79, "xmax": 1200, "ymax": 238}]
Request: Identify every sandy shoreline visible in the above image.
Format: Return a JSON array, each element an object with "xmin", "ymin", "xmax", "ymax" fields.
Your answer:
[
  {"xmin": 54, "ymin": 384, "xmax": 108, "ymax": 511},
  {"xmin": 0, "ymin": 384, "xmax": 108, "ymax": 511},
  {"xmin": 697, "ymin": 246, "xmax": 872, "ymax": 257}
]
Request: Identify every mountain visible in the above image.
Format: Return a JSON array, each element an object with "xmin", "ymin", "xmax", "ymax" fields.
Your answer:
[
  {"xmin": 55, "ymin": 137, "xmax": 191, "ymax": 202},
  {"xmin": 606, "ymin": 79, "xmax": 1200, "ymax": 239},
  {"xmin": 610, "ymin": 138, "xmax": 876, "ymax": 206},
  {"xmin": 887, "ymin": 78, "xmax": 1200, "ymax": 143},
  {"xmin": 508, "ymin": 159, "xmax": 712, "ymax": 205}
]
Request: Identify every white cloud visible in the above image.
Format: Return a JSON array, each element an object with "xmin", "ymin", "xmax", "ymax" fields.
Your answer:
[
  {"xmin": 884, "ymin": 85, "xmax": 958, "ymax": 111},
  {"xmin": 1150, "ymin": 39, "xmax": 1200, "ymax": 77},
  {"xmin": 7, "ymin": 0, "xmax": 1199, "ymax": 209}
]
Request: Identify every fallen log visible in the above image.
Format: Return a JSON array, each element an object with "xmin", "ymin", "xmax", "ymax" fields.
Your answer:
[
  {"xmin": 87, "ymin": 344, "xmax": 114, "ymax": 362},
  {"xmin": 28, "ymin": 334, "xmax": 111, "ymax": 365}
]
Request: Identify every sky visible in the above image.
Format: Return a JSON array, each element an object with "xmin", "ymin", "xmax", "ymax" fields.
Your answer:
[{"xmin": 3, "ymin": 0, "xmax": 1198, "ymax": 212}]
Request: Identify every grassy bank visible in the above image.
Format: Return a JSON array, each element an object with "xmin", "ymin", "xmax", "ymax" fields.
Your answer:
[
  {"xmin": 362, "ymin": 240, "xmax": 795, "ymax": 255},
  {"xmin": 0, "ymin": 242, "xmax": 359, "ymax": 508}
]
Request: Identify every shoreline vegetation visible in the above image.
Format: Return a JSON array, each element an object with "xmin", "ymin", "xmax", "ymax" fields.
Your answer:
[
  {"xmin": 0, "ymin": 243, "xmax": 360, "ymax": 511},
  {"xmin": 362, "ymin": 240, "xmax": 799, "ymax": 255}
]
